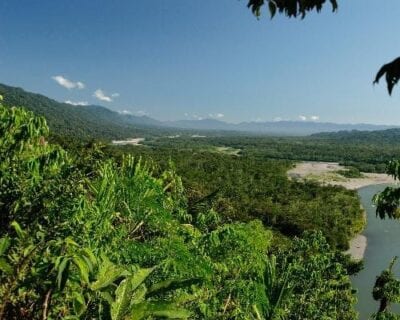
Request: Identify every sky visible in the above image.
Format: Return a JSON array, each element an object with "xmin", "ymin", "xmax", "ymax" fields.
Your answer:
[{"xmin": 1, "ymin": 1, "xmax": 400, "ymax": 124}]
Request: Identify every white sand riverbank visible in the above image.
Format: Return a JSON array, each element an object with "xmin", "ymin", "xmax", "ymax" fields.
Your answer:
[
  {"xmin": 288, "ymin": 161, "xmax": 395, "ymax": 260},
  {"xmin": 345, "ymin": 235, "xmax": 367, "ymax": 261},
  {"xmin": 288, "ymin": 162, "xmax": 395, "ymax": 190},
  {"xmin": 111, "ymin": 138, "xmax": 145, "ymax": 146}
]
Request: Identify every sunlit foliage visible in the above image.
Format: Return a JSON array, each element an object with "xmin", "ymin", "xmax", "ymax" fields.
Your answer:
[
  {"xmin": 0, "ymin": 100, "xmax": 290, "ymax": 319},
  {"xmin": 0, "ymin": 99, "xmax": 361, "ymax": 319}
]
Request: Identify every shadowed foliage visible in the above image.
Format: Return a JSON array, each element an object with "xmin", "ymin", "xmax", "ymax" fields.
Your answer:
[
  {"xmin": 374, "ymin": 57, "xmax": 400, "ymax": 95},
  {"xmin": 247, "ymin": 0, "xmax": 338, "ymax": 18},
  {"xmin": 371, "ymin": 257, "xmax": 400, "ymax": 319},
  {"xmin": 373, "ymin": 160, "xmax": 400, "ymax": 219}
]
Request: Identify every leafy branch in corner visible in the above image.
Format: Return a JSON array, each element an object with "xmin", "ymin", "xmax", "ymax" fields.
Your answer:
[{"xmin": 246, "ymin": 0, "xmax": 338, "ymax": 19}]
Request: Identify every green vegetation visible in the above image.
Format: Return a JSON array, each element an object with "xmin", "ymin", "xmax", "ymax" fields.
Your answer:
[
  {"xmin": 278, "ymin": 232, "xmax": 357, "ymax": 320},
  {"xmin": 0, "ymin": 100, "xmax": 364, "ymax": 318},
  {"xmin": 336, "ymin": 167, "xmax": 364, "ymax": 178},
  {"xmin": 0, "ymin": 83, "xmax": 172, "ymax": 140},
  {"xmin": 144, "ymin": 135, "xmax": 400, "ymax": 173},
  {"xmin": 104, "ymin": 144, "xmax": 364, "ymax": 250},
  {"xmin": 3, "ymin": 82, "xmax": 400, "ymax": 175}
]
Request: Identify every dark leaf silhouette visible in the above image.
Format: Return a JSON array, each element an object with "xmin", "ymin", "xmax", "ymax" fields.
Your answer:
[
  {"xmin": 247, "ymin": 0, "xmax": 338, "ymax": 18},
  {"xmin": 374, "ymin": 57, "xmax": 400, "ymax": 95}
]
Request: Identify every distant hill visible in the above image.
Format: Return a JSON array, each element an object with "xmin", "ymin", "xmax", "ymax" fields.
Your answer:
[
  {"xmin": 165, "ymin": 119, "xmax": 233, "ymax": 131},
  {"xmin": 0, "ymin": 83, "xmax": 165, "ymax": 140},
  {"xmin": 0, "ymin": 83, "xmax": 397, "ymax": 139},
  {"xmin": 165, "ymin": 118, "xmax": 397, "ymax": 136},
  {"xmin": 311, "ymin": 128, "xmax": 400, "ymax": 145}
]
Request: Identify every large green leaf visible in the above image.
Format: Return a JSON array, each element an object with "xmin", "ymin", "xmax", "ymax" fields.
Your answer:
[
  {"xmin": 91, "ymin": 258, "xmax": 130, "ymax": 291},
  {"xmin": 111, "ymin": 278, "xmax": 133, "ymax": 320},
  {"xmin": 0, "ymin": 257, "xmax": 12, "ymax": 274},
  {"xmin": 73, "ymin": 255, "xmax": 91, "ymax": 284},
  {"xmin": 10, "ymin": 221, "xmax": 25, "ymax": 239},
  {"xmin": 146, "ymin": 278, "xmax": 203, "ymax": 298},
  {"xmin": 0, "ymin": 237, "xmax": 10, "ymax": 256},
  {"xmin": 57, "ymin": 257, "xmax": 71, "ymax": 291},
  {"xmin": 131, "ymin": 284, "xmax": 147, "ymax": 304},
  {"xmin": 130, "ymin": 302, "xmax": 191, "ymax": 320},
  {"xmin": 129, "ymin": 268, "xmax": 154, "ymax": 292},
  {"xmin": 72, "ymin": 291, "xmax": 87, "ymax": 316},
  {"xmin": 111, "ymin": 268, "xmax": 154, "ymax": 320}
]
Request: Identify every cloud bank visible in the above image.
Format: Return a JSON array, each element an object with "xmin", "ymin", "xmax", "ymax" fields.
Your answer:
[
  {"xmin": 65, "ymin": 100, "xmax": 89, "ymax": 106},
  {"xmin": 208, "ymin": 113, "xmax": 224, "ymax": 119},
  {"xmin": 52, "ymin": 75, "xmax": 85, "ymax": 90},
  {"xmin": 298, "ymin": 115, "xmax": 320, "ymax": 121},
  {"xmin": 93, "ymin": 89, "xmax": 112, "ymax": 102}
]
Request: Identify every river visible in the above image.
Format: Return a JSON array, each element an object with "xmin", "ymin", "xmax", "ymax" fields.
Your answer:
[{"xmin": 353, "ymin": 184, "xmax": 400, "ymax": 319}]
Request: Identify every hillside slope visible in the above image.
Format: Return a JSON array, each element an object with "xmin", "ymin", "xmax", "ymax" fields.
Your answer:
[
  {"xmin": 1, "ymin": 83, "xmax": 398, "ymax": 140},
  {"xmin": 0, "ymin": 83, "xmax": 165, "ymax": 140}
]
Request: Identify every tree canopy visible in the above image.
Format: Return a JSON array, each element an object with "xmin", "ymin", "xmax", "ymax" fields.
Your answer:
[{"xmin": 246, "ymin": 0, "xmax": 338, "ymax": 18}]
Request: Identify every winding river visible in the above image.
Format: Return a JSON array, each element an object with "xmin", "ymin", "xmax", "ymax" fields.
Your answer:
[{"xmin": 353, "ymin": 184, "xmax": 400, "ymax": 319}]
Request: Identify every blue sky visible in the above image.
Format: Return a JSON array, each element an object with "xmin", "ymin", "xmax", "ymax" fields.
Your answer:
[{"xmin": 1, "ymin": 1, "xmax": 400, "ymax": 124}]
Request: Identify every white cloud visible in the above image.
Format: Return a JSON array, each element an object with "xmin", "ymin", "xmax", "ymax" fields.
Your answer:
[
  {"xmin": 118, "ymin": 109, "xmax": 133, "ymax": 115},
  {"xmin": 185, "ymin": 113, "xmax": 207, "ymax": 120},
  {"xmin": 52, "ymin": 75, "xmax": 85, "ymax": 90},
  {"xmin": 310, "ymin": 115, "xmax": 320, "ymax": 121},
  {"xmin": 65, "ymin": 100, "xmax": 89, "ymax": 106},
  {"xmin": 299, "ymin": 115, "xmax": 307, "ymax": 121},
  {"xmin": 93, "ymin": 89, "xmax": 112, "ymax": 102},
  {"xmin": 273, "ymin": 117, "xmax": 282, "ymax": 122},
  {"xmin": 136, "ymin": 110, "xmax": 148, "ymax": 116},
  {"xmin": 119, "ymin": 109, "xmax": 149, "ymax": 116},
  {"xmin": 208, "ymin": 113, "xmax": 224, "ymax": 119},
  {"xmin": 111, "ymin": 93, "xmax": 120, "ymax": 98}
]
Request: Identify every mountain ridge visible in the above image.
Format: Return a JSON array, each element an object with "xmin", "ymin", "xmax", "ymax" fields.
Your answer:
[
  {"xmin": 0, "ymin": 83, "xmax": 167, "ymax": 139},
  {"xmin": 164, "ymin": 118, "xmax": 397, "ymax": 135},
  {"xmin": 0, "ymin": 82, "xmax": 398, "ymax": 138}
]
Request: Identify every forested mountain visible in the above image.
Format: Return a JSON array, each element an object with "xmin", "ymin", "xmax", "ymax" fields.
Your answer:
[
  {"xmin": 0, "ymin": 83, "xmax": 396, "ymax": 140},
  {"xmin": 0, "ymin": 83, "xmax": 167, "ymax": 140},
  {"xmin": 166, "ymin": 119, "xmax": 396, "ymax": 136}
]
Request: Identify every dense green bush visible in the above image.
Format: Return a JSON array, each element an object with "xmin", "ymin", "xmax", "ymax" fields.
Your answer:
[
  {"xmin": 0, "ymin": 100, "xmax": 361, "ymax": 319},
  {"xmin": 0, "ymin": 101, "xmax": 279, "ymax": 319},
  {"xmin": 106, "ymin": 146, "xmax": 364, "ymax": 250}
]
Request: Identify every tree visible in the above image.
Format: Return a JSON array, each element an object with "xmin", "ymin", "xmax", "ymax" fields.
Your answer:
[
  {"xmin": 374, "ymin": 58, "xmax": 400, "ymax": 96},
  {"xmin": 246, "ymin": 0, "xmax": 338, "ymax": 19},
  {"xmin": 244, "ymin": 2, "xmax": 400, "ymax": 318},
  {"xmin": 371, "ymin": 257, "xmax": 400, "ymax": 319}
]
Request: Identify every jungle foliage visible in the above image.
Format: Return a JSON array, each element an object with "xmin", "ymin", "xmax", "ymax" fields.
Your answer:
[
  {"xmin": 0, "ymin": 100, "xmax": 362, "ymax": 319},
  {"xmin": 104, "ymin": 143, "xmax": 364, "ymax": 250},
  {"xmin": 144, "ymin": 135, "xmax": 400, "ymax": 173},
  {"xmin": 4, "ymin": 82, "xmax": 400, "ymax": 176}
]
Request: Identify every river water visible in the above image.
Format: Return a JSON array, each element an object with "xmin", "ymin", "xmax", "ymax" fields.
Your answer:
[{"xmin": 352, "ymin": 184, "xmax": 400, "ymax": 319}]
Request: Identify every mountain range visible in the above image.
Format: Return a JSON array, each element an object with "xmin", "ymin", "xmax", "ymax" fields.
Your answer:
[
  {"xmin": 0, "ymin": 83, "xmax": 398, "ymax": 139},
  {"xmin": 163, "ymin": 118, "xmax": 397, "ymax": 136}
]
